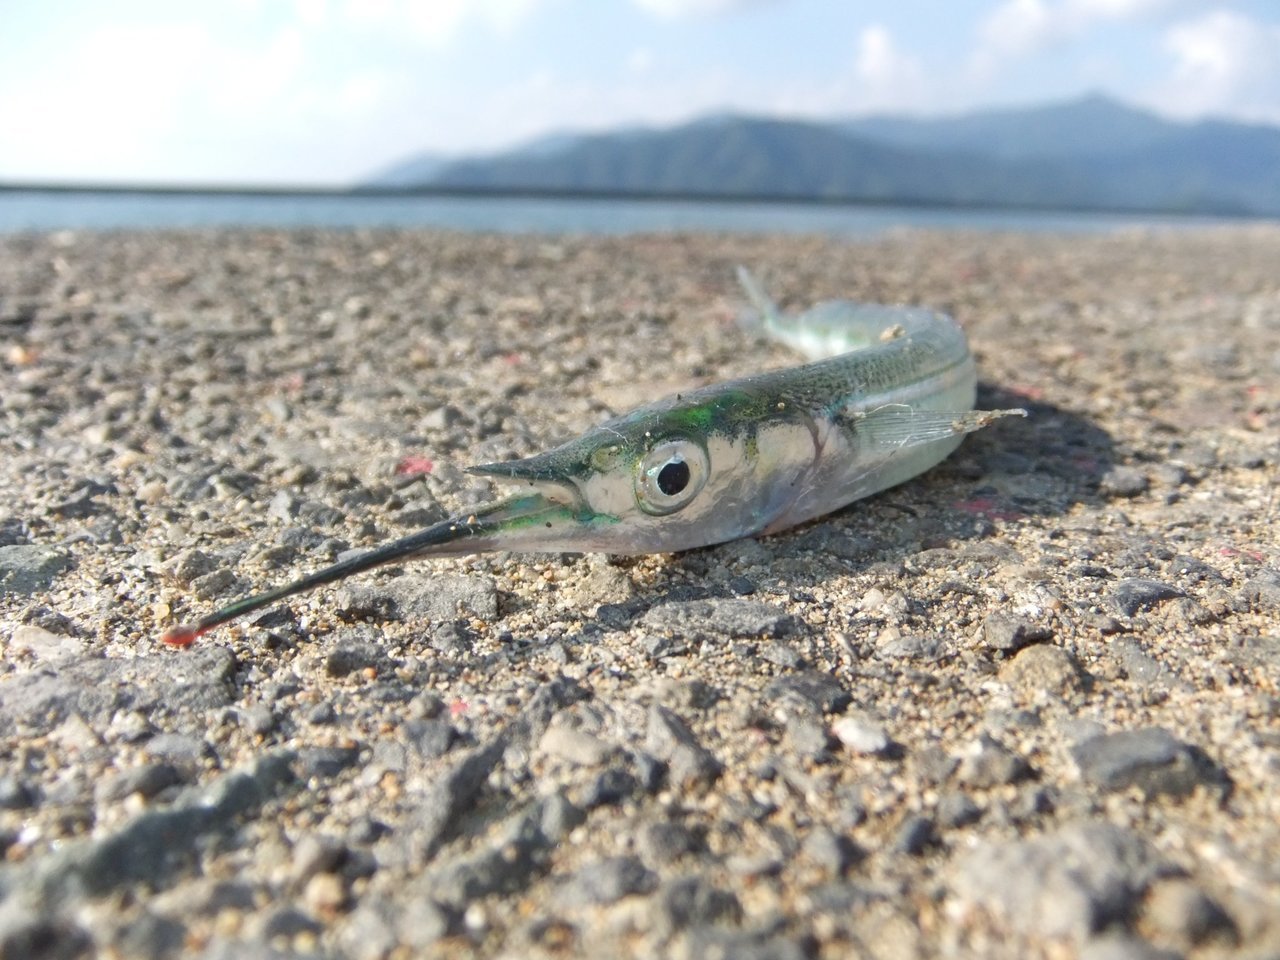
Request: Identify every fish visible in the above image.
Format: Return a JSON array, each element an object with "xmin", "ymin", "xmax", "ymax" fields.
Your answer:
[{"xmin": 160, "ymin": 268, "xmax": 1025, "ymax": 646}]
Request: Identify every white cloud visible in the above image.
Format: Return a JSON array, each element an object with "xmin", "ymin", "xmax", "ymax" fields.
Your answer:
[
  {"xmin": 971, "ymin": 0, "xmax": 1174, "ymax": 76},
  {"xmin": 0, "ymin": 22, "xmax": 217, "ymax": 178},
  {"xmin": 1157, "ymin": 10, "xmax": 1280, "ymax": 122},
  {"xmin": 852, "ymin": 25, "xmax": 927, "ymax": 112},
  {"xmin": 340, "ymin": 0, "xmax": 543, "ymax": 45},
  {"xmin": 630, "ymin": 0, "xmax": 770, "ymax": 18},
  {"xmin": 292, "ymin": 0, "xmax": 329, "ymax": 28},
  {"xmin": 978, "ymin": 0, "xmax": 1059, "ymax": 60}
]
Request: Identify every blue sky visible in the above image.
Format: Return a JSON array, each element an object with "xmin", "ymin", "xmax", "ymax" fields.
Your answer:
[{"xmin": 1, "ymin": 0, "xmax": 1278, "ymax": 185}]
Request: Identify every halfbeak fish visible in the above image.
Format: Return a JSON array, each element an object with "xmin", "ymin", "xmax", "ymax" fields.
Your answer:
[{"xmin": 161, "ymin": 268, "xmax": 1025, "ymax": 646}]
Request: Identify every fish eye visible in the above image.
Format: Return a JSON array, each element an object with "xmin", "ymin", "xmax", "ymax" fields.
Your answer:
[{"xmin": 636, "ymin": 439, "xmax": 709, "ymax": 516}]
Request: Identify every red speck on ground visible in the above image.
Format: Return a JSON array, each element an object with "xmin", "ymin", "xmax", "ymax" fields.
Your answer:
[
  {"xmin": 394, "ymin": 456, "xmax": 435, "ymax": 476},
  {"xmin": 1218, "ymin": 545, "xmax": 1266, "ymax": 563},
  {"xmin": 449, "ymin": 699, "xmax": 469, "ymax": 719}
]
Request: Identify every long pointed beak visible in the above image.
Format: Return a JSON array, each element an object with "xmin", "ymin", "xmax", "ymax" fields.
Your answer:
[{"xmin": 160, "ymin": 490, "xmax": 585, "ymax": 647}]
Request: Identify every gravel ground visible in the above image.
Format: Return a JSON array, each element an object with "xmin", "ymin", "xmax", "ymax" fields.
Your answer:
[{"xmin": 1, "ymin": 225, "xmax": 1278, "ymax": 960}]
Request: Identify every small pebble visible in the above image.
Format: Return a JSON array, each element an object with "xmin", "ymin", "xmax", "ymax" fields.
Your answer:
[
  {"xmin": 1000, "ymin": 644, "xmax": 1082, "ymax": 694},
  {"xmin": 831, "ymin": 714, "xmax": 892, "ymax": 756},
  {"xmin": 1071, "ymin": 728, "xmax": 1229, "ymax": 799},
  {"xmin": 1109, "ymin": 578, "xmax": 1184, "ymax": 617}
]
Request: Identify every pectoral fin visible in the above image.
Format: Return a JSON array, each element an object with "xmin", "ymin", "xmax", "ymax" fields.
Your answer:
[{"xmin": 851, "ymin": 404, "xmax": 1027, "ymax": 450}]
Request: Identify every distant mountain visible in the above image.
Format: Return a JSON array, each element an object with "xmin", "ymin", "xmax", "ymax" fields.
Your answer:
[
  {"xmin": 365, "ymin": 96, "xmax": 1280, "ymax": 217},
  {"xmin": 364, "ymin": 152, "xmax": 453, "ymax": 189},
  {"xmin": 841, "ymin": 93, "xmax": 1174, "ymax": 160}
]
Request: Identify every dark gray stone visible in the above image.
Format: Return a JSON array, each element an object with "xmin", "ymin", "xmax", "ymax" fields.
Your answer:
[
  {"xmin": 406, "ymin": 679, "xmax": 586, "ymax": 858},
  {"xmin": 298, "ymin": 745, "xmax": 361, "ymax": 780},
  {"xmin": 504, "ymin": 676, "xmax": 591, "ymax": 752},
  {"xmin": 759, "ymin": 641, "xmax": 802, "ymax": 669},
  {"xmin": 334, "ymin": 583, "xmax": 399, "ymax": 622},
  {"xmin": 296, "ymin": 499, "xmax": 344, "ymax": 528},
  {"xmin": 412, "ymin": 739, "xmax": 506, "ymax": 853},
  {"xmin": 913, "ymin": 745, "xmax": 959, "ymax": 785},
  {"xmin": 680, "ymin": 928, "xmax": 811, "ymax": 960},
  {"xmin": 347, "ymin": 816, "xmax": 390, "ymax": 846},
  {"xmin": 29, "ymin": 752, "xmax": 295, "ymax": 907},
  {"xmin": 252, "ymin": 905, "xmax": 323, "ymax": 940},
  {"xmin": 892, "ymin": 815, "xmax": 936, "ymax": 856},
  {"xmin": 289, "ymin": 834, "xmax": 346, "ymax": 885},
  {"xmin": 537, "ymin": 791, "xmax": 585, "ymax": 841},
  {"xmin": 326, "ymin": 638, "xmax": 386, "ymax": 677},
  {"xmin": 1242, "ymin": 575, "xmax": 1280, "ymax": 612},
  {"xmin": 640, "ymin": 598, "xmax": 804, "ymax": 642},
  {"xmin": 0, "ymin": 648, "xmax": 236, "ymax": 733},
  {"xmin": 876, "ymin": 634, "xmax": 945, "ymax": 662},
  {"xmin": 983, "ymin": 613, "xmax": 1052, "ymax": 654},
  {"xmin": 0, "ymin": 517, "xmax": 28, "ymax": 546},
  {"xmin": 957, "ymin": 737, "xmax": 1033, "ymax": 788},
  {"xmin": 1110, "ymin": 638, "xmax": 1166, "ymax": 687},
  {"xmin": 429, "ymin": 620, "xmax": 475, "ymax": 655},
  {"xmin": 306, "ymin": 702, "xmax": 338, "ymax": 725},
  {"xmin": 198, "ymin": 752, "xmax": 297, "ymax": 825},
  {"xmin": 403, "ymin": 716, "xmax": 455, "ymax": 760},
  {"xmin": 556, "ymin": 856, "xmax": 656, "ymax": 907},
  {"xmin": 0, "ymin": 907, "xmax": 91, "ymax": 960},
  {"xmin": 763, "ymin": 672, "xmax": 851, "ymax": 715},
  {"xmin": 0, "ymin": 776, "xmax": 38, "ymax": 811},
  {"xmin": 638, "ymin": 822, "xmax": 698, "ymax": 865},
  {"xmin": 645, "ymin": 706, "xmax": 720, "ymax": 787},
  {"xmin": 1222, "ymin": 634, "xmax": 1280, "ymax": 671},
  {"xmin": 951, "ymin": 822, "xmax": 1175, "ymax": 942},
  {"xmin": 420, "ymin": 804, "xmax": 548, "ymax": 908},
  {"xmin": 0, "ymin": 545, "xmax": 70, "ymax": 596},
  {"xmin": 936, "ymin": 791, "xmax": 982, "ymax": 829},
  {"xmin": 96, "ymin": 763, "xmax": 182, "ymax": 803},
  {"xmin": 653, "ymin": 877, "xmax": 742, "ymax": 938},
  {"xmin": 583, "ymin": 766, "xmax": 640, "ymax": 807},
  {"xmin": 642, "ymin": 633, "xmax": 684, "ymax": 659},
  {"xmin": 385, "ymin": 572, "xmax": 498, "ymax": 621},
  {"xmin": 1169, "ymin": 555, "xmax": 1227, "ymax": 584},
  {"xmin": 1109, "ymin": 579, "xmax": 1184, "ymax": 617},
  {"xmin": 1072, "ymin": 728, "xmax": 1229, "ymax": 799},
  {"xmin": 163, "ymin": 549, "xmax": 217, "ymax": 584},
  {"xmin": 802, "ymin": 827, "xmax": 859, "ymax": 876},
  {"xmin": 110, "ymin": 912, "xmax": 187, "ymax": 960}
]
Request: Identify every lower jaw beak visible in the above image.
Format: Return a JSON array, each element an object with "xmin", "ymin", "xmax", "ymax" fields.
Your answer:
[{"xmin": 160, "ymin": 488, "xmax": 601, "ymax": 647}]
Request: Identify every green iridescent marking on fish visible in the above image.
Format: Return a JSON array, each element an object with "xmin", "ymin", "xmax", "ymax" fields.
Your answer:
[{"xmin": 161, "ymin": 268, "xmax": 1025, "ymax": 647}]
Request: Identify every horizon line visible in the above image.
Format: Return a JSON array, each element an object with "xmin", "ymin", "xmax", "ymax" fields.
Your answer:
[{"xmin": 0, "ymin": 180, "xmax": 1264, "ymax": 222}]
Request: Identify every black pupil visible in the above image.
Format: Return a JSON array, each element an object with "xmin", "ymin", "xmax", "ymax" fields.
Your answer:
[{"xmin": 656, "ymin": 459, "xmax": 690, "ymax": 496}]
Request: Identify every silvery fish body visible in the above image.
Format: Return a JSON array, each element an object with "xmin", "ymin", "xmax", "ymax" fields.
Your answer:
[{"xmin": 162, "ymin": 269, "xmax": 1023, "ymax": 645}]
